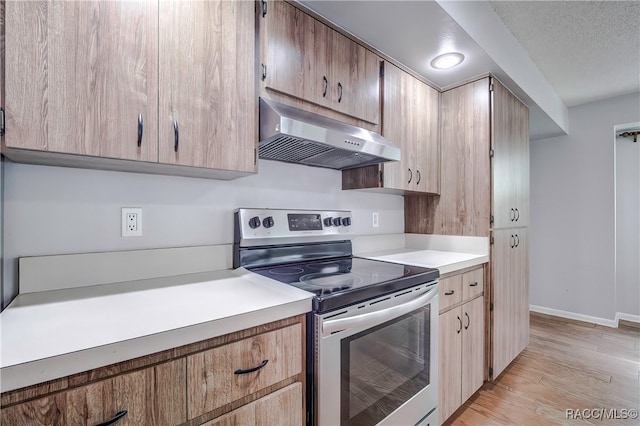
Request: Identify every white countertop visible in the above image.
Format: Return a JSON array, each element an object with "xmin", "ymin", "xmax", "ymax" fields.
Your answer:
[
  {"xmin": 360, "ymin": 248, "xmax": 488, "ymax": 275},
  {"xmin": 0, "ymin": 268, "xmax": 313, "ymax": 392}
]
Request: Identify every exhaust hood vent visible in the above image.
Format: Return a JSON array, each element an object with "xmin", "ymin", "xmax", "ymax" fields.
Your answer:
[{"xmin": 259, "ymin": 98, "xmax": 400, "ymax": 170}]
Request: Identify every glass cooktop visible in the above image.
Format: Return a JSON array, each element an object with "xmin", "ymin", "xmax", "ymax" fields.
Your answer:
[{"xmin": 250, "ymin": 257, "xmax": 439, "ymax": 313}]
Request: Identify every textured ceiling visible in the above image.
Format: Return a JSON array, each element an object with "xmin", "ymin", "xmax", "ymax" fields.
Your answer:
[{"xmin": 490, "ymin": 1, "xmax": 640, "ymax": 107}]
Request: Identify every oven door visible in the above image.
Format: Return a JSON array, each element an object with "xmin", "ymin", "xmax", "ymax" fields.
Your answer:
[{"xmin": 315, "ymin": 282, "xmax": 439, "ymax": 426}]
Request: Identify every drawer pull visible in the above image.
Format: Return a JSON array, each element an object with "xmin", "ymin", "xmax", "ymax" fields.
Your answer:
[
  {"xmin": 444, "ymin": 290, "xmax": 455, "ymax": 296},
  {"xmin": 137, "ymin": 114, "xmax": 143, "ymax": 147},
  {"xmin": 234, "ymin": 359, "xmax": 268, "ymax": 375},
  {"xmin": 96, "ymin": 410, "xmax": 127, "ymax": 426},
  {"xmin": 469, "ymin": 282, "xmax": 478, "ymax": 287}
]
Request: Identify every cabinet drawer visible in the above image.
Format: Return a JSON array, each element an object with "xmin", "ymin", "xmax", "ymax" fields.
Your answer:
[
  {"xmin": 187, "ymin": 324, "xmax": 303, "ymax": 419},
  {"xmin": 462, "ymin": 267, "xmax": 484, "ymax": 301},
  {"xmin": 0, "ymin": 359, "xmax": 186, "ymax": 426},
  {"xmin": 439, "ymin": 275, "xmax": 462, "ymax": 312},
  {"xmin": 201, "ymin": 382, "xmax": 303, "ymax": 426}
]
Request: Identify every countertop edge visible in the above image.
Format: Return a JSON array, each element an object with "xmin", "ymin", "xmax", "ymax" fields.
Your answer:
[{"xmin": 0, "ymin": 298, "xmax": 312, "ymax": 393}]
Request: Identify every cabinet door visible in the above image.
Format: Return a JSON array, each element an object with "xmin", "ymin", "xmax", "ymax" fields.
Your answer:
[
  {"xmin": 438, "ymin": 307, "xmax": 462, "ymax": 423},
  {"xmin": 159, "ymin": 0, "xmax": 256, "ymax": 172},
  {"xmin": 414, "ymin": 78, "xmax": 440, "ymax": 194},
  {"xmin": 202, "ymin": 382, "xmax": 303, "ymax": 426},
  {"xmin": 0, "ymin": 359, "xmax": 186, "ymax": 426},
  {"xmin": 513, "ymin": 229, "xmax": 530, "ymax": 357},
  {"xmin": 381, "ymin": 62, "xmax": 413, "ymax": 191},
  {"xmin": 260, "ymin": 0, "xmax": 316, "ymax": 102},
  {"xmin": 4, "ymin": 1, "xmax": 158, "ymax": 161},
  {"xmin": 461, "ymin": 296, "xmax": 484, "ymax": 402},
  {"xmin": 381, "ymin": 63, "xmax": 439, "ymax": 193},
  {"xmin": 328, "ymin": 30, "xmax": 380, "ymax": 124},
  {"xmin": 491, "ymin": 228, "xmax": 529, "ymax": 378},
  {"xmin": 491, "ymin": 78, "xmax": 529, "ymax": 228}
]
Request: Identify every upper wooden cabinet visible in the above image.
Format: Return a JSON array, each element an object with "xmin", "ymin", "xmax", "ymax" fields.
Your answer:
[
  {"xmin": 4, "ymin": 1, "xmax": 159, "ymax": 162},
  {"xmin": 405, "ymin": 78, "xmax": 491, "ymax": 235},
  {"xmin": 158, "ymin": 0, "xmax": 256, "ymax": 172},
  {"xmin": 491, "ymin": 78, "xmax": 530, "ymax": 228},
  {"xmin": 3, "ymin": 0, "xmax": 256, "ymax": 179},
  {"xmin": 342, "ymin": 63, "xmax": 440, "ymax": 194},
  {"xmin": 259, "ymin": 0, "xmax": 380, "ymax": 124}
]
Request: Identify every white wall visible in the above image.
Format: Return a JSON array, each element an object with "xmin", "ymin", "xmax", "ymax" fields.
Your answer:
[
  {"xmin": 530, "ymin": 92, "xmax": 640, "ymax": 322},
  {"xmin": 2, "ymin": 160, "xmax": 404, "ymax": 304},
  {"xmin": 615, "ymin": 122, "xmax": 640, "ymax": 317}
]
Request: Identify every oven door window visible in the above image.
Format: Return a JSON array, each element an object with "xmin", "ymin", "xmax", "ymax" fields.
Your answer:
[{"xmin": 340, "ymin": 306, "xmax": 430, "ymax": 425}]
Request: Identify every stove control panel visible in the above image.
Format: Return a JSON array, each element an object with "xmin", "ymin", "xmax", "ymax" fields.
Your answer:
[{"xmin": 235, "ymin": 208, "xmax": 353, "ymax": 246}]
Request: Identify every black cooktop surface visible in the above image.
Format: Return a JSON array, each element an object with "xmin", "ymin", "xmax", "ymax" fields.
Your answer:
[{"xmin": 250, "ymin": 257, "xmax": 439, "ymax": 313}]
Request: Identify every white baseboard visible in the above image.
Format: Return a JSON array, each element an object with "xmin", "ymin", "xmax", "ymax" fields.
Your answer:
[
  {"xmin": 529, "ymin": 305, "xmax": 617, "ymax": 328},
  {"xmin": 615, "ymin": 312, "xmax": 640, "ymax": 325}
]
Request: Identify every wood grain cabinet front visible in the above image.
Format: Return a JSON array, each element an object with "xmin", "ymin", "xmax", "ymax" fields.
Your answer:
[
  {"xmin": 342, "ymin": 62, "xmax": 440, "ymax": 194},
  {"xmin": 158, "ymin": 0, "xmax": 256, "ymax": 173},
  {"xmin": 0, "ymin": 359, "xmax": 186, "ymax": 426},
  {"xmin": 3, "ymin": 0, "xmax": 256, "ymax": 178},
  {"xmin": 438, "ymin": 266, "xmax": 485, "ymax": 424},
  {"xmin": 259, "ymin": 0, "xmax": 380, "ymax": 125},
  {"xmin": 491, "ymin": 78, "xmax": 530, "ymax": 228},
  {"xmin": 187, "ymin": 323, "xmax": 303, "ymax": 421},
  {"xmin": 200, "ymin": 383, "xmax": 302, "ymax": 426},
  {"xmin": 4, "ymin": 1, "xmax": 159, "ymax": 162},
  {"xmin": 491, "ymin": 228, "xmax": 529, "ymax": 379}
]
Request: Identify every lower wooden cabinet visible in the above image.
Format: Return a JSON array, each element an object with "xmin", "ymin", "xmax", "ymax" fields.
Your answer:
[
  {"xmin": 438, "ymin": 267, "xmax": 485, "ymax": 424},
  {"xmin": 1, "ymin": 316, "xmax": 305, "ymax": 426},
  {"xmin": 201, "ymin": 383, "xmax": 302, "ymax": 426},
  {"xmin": 0, "ymin": 359, "xmax": 187, "ymax": 426}
]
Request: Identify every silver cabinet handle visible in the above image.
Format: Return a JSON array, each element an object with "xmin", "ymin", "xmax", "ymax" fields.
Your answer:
[
  {"xmin": 408, "ymin": 168, "xmax": 413, "ymax": 184},
  {"xmin": 515, "ymin": 234, "xmax": 520, "ymax": 247},
  {"xmin": 510, "ymin": 235, "xmax": 515, "ymax": 248},
  {"xmin": 515, "ymin": 208, "xmax": 520, "ymax": 221},
  {"xmin": 416, "ymin": 170, "xmax": 421, "ymax": 185},
  {"xmin": 464, "ymin": 312, "xmax": 470, "ymax": 330},
  {"xmin": 457, "ymin": 315, "xmax": 462, "ymax": 334},
  {"xmin": 323, "ymin": 286, "xmax": 438, "ymax": 334},
  {"xmin": 337, "ymin": 82, "xmax": 343, "ymax": 103},
  {"xmin": 322, "ymin": 76, "xmax": 328, "ymax": 97},
  {"xmin": 510, "ymin": 208, "xmax": 515, "ymax": 221}
]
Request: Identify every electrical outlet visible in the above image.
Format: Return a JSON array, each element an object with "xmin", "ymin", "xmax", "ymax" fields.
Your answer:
[
  {"xmin": 372, "ymin": 211, "xmax": 379, "ymax": 228},
  {"xmin": 122, "ymin": 208, "xmax": 142, "ymax": 237}
]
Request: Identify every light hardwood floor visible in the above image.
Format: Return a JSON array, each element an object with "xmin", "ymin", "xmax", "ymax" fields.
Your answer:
[{"xmin": 445, "ymin": 312, "xmax": 640, "ymax": 425}]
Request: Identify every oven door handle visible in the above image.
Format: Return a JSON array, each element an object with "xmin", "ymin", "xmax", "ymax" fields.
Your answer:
[{"xmin": 322, "ymin": 286, "xmax": 438, "ymax": 334}]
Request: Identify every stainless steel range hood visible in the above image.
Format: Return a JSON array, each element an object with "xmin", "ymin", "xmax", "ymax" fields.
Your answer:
[{"xmin": 259, "ymin": 98, "xmax": 400, "ymax": 170}]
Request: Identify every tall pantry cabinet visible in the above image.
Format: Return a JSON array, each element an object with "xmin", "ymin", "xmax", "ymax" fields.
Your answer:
[{"xmin": 489, "ymin": 78, "xmax": 530, "ymax": 379}]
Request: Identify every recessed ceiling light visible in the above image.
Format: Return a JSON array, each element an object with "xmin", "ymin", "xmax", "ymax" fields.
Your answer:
[{"xmin": 430, "ymin": 52, "xmax": 465, "ymax": 69}]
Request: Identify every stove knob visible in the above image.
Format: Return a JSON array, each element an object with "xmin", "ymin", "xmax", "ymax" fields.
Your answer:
[
  {"xmin": 262, "ymin": 216, "xmax": 274, "ymax": 228},
  {"xmin": 333, "ymin": 217, "xmax": 342, "ymax": 226},
  {"xmin": 341, "ymin": 217, "xmax": 351, "ymax": 226},
  {"xmin": 323, "ymin": 217, "xmax": 333, "ymax": 227},
  {"xmin": 248, "ymin": 216, "xmax": 261, "ymax": 229}
]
